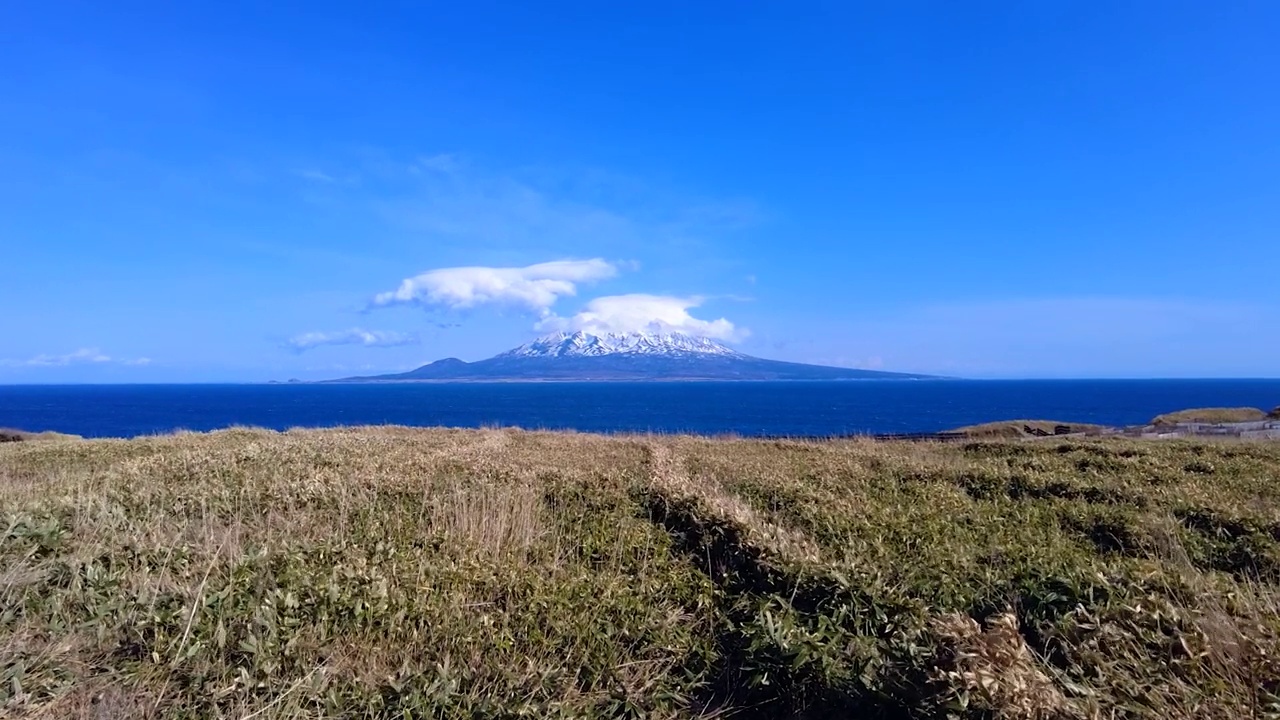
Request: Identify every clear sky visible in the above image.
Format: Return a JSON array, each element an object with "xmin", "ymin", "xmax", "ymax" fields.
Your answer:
[{"xmin": 3, "ymin": 1, "xmax": 1277, "ymax": 382}]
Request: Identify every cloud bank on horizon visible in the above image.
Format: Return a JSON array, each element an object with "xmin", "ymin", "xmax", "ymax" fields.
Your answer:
[
  {"xmin": 0, "ymin": 348, "xmax": 151, "ymax": 368},
  {"xmin": 367, "ymin": 259, "xmax": 744, "ymax": 341}
]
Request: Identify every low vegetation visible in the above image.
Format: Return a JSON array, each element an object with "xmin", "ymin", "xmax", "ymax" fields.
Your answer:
[
  {"xmin": 3, "ymin": 427, "xmax": 1280, "ymax": 718},
  {"xmin": 949, "ymin": 421, "xmax": 1110, "ymax": 439},
  {"xmin": 1151, "ymin": 407, "xmax": 1268, "ymax": 426},
  {"xmin": 0, "ymin": 429, "xmax": 80, "ymax": 444}
]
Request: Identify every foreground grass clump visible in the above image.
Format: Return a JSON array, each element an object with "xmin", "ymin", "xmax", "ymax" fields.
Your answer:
[
  {"xmin": 3, "ymin": 428, "xmax": 1280, "ymax": 718},
  {"xmin": 1151, "ymin": 407, "xmax": 1268, "ymax": 425}
]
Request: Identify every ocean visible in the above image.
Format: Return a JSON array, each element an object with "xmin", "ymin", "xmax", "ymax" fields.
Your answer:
[{"xmin": 1, "ymin": 379, "xmax": 1278, "ymax": 439}]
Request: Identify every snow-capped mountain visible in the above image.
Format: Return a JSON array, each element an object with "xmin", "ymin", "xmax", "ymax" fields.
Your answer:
[
  {"xmin": 333, "ymin": 331, "xmax": 937, "ymax": 382},
  {"xmin": 498, "ymin": 331, "xmax": 744, "ymax": 359}
]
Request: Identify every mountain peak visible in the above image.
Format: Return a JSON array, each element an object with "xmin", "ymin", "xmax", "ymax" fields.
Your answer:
[
  {"xmin": 497, "ymin": 330, "xmax": 744, "ymax": 359},
  {"xmin": 334, "ymin": 329, "xmax": 937, "ymax": 382}
]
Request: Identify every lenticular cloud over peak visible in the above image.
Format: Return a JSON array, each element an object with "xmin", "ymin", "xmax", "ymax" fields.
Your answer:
[
  {"xmin": 538, "ymin": 294, "xmax": 745, "ymax": 342},
  {"xmin": 370, "ymin": 259, "xmax": 743, "ymax": 342},
  {"xmin": 372, "ymin": 259, "xmax": 618, "ymax": 314}
]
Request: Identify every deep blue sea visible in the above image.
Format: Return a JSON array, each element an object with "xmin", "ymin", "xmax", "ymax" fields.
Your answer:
[{"xmin": 1, "ymin": 380, "xmax": 1278, "ymax": 439}]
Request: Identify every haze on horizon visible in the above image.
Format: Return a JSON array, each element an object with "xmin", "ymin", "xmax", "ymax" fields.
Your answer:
[{"xmin": 3, "ymin": 3, "xmax": 1277, "ymax": 382}]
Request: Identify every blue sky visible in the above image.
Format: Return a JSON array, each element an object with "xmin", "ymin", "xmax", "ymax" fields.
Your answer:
[{"xmin": 2, "ymin": 1, "xmax": 1277, "ymax": 381}]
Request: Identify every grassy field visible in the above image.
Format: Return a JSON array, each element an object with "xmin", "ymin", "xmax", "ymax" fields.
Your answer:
[
  {"xmin": 949, "ymin": 421, "xmax": 1111, "ymax": 439},
  {"xmin": 1151, "ymin": 408, "xmax": 1269, "ymax": 426},
  {"xmin": 951, "ymin": 406, "xmax": 1280, "ymax": 438},
  {"xmin": 3, "ymin": 428, "xmax": 1280, "ymax": 719}
]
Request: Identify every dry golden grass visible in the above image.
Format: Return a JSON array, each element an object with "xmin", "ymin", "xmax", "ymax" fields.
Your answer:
[
  {"xmin": 931, "ymin": 611, "xmax": 1071, "ymax": 720},
  {"xmin": 1151, "ymin": 407, "xmax": 1268, "ymax": 425},
  {"xmin": 0, "ymin": 428, "xmax": 81, "ymax": 443},
  {"xmin": 3, "ymin": 427, "xmax": 1280, "ymax": 718}
]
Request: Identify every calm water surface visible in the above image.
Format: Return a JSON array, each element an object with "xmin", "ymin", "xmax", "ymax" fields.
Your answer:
[{"xmin": 2, "ymin": 380, "xmax": 1278, "ymax": 438}]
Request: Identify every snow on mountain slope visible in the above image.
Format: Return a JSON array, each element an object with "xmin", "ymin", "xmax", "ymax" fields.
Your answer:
[
  {"xmin": 498, "ymin": 331, "xmax": 744, "ymax": 359},
  {"xmin": 333, "ymin": 330, "xmax": 940, "ymax": 381}
]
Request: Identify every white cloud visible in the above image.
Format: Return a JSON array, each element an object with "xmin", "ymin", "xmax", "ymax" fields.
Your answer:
[
  {"xmin": 285, "ymin": 328, "xmax": 419, "ymax": 352},
  {"xmin": 372, "ymin": 259, "xmax": 618, "ymax": 314},
  {"xmin": 538, "ymin": 294, "xmax": 746, "ymax": 341},
  {"xmin": 28, "ymin": 348, "xmax": 112, "ymax": 366},
  {"xmin": 0, "ymin": 348, "xmax": 148, "ymax": 368}
]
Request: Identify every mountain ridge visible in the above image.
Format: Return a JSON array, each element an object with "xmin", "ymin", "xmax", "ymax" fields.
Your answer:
[
  {"xmin": 498, "ymin": 330, "xmax": 744, "ymax": 359},
  {"xmin": 331, "ymin": 330, "xmax": 939, "ymax": 382}
]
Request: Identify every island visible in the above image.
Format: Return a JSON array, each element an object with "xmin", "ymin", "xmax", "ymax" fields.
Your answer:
[{"xmin": 329, "ymin": 330, "xmax": 938, "ymax": 382}]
